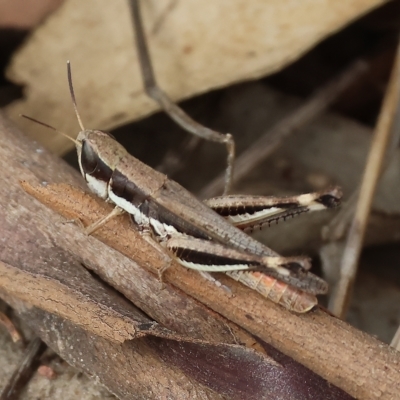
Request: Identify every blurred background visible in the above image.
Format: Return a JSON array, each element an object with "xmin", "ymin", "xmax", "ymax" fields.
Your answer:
[{"xmin": 0, "ymin": 1, "xmax": 400, "ymax": 394}]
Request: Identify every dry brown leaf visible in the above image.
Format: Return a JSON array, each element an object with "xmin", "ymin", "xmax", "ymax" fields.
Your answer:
[
  {"xmin": 0, "ymin": 0, "xmax": 63, "ymax": 28},
  {"xmin": 5, "ymin": 0, "xmax": 389, "ymax": 154}
]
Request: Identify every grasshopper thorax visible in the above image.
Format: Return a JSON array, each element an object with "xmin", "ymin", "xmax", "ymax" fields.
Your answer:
[{"xmin": 77, "ymin": 129, "xmax": 127, "ymax": 199}]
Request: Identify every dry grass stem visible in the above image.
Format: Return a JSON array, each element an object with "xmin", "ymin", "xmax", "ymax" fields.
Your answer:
[{"xmin": 329, "ymin": 43, "xmax": 400, "ymax": 318}]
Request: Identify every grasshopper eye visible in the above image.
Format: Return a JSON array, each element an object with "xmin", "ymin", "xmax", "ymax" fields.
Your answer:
[
  {"xmin": 80, "ymin": 139, "xmax": 113, "ymax": 186},
  {"xmin": 81, "ymin": 140, "xmax": 98, "ymax": 174}
]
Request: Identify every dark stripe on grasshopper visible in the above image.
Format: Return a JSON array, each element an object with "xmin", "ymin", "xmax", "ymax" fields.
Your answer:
[
  {"xmin": 172, "ymin": 247, "xmax": 263, "ymax": 270},
  {"xmin": 110, "ymin": 169, "xmax": 213, "ymax": 240},
  {"xmin": 111, "ymin": 169, "xmax": 149, "ymax": 206},
  {"xmin": 213, "ymin": 202, "xmax": 300, "ymax": 217},
  {"xmin": 80, "ymin": 139, "xmax": 113, "ymax": 182},
  {"xmin": 142, "ymin": 201, "xmax": 212, "ymax": 241},
  {"xmin": 172, "ymin": 246, "xmax": 327, "ymax": 293}
]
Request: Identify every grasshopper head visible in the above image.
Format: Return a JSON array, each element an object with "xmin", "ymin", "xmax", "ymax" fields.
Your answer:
[{"xmin": 77, "ymin": 129, "xmax": 127, "ymax": 199}]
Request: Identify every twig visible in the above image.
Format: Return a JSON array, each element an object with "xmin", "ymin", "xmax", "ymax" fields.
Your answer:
[
  {"xmin": 20, "ymin": 181, "xmax": 400, "ymax": 399},
  {"xmin": 0, "ymin": 312, "xmax": 23, "ymax": 344},
  {"xmin": 329, "ymin": 42, "xmax": 400, "ymax": 318},
  {"xmin": 322, "ymin": 84, "xmax": 400, "ymax": 243},
  {"xmin": 0, "ymin": 338, "xmax": 47, "ymax": 400},
  {"xmin": 150, "ymin": 0, "xmax": 179, "ymax": 36},
  {"xmin": 199, "ymin": 60, "xmax": 369, "ymax": 199}
]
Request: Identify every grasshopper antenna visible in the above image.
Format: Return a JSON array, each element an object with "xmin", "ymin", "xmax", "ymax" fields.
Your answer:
[
  {"xmin": 20, "ymin": 114, "xmax": 80, "ymax": 146},
  {"xmin": 67, "ymin": 60, "xmax": 85, "ymax": 131}
]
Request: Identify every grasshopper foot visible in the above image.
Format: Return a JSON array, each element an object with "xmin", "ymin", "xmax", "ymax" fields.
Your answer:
[
  {"xmin": 199, "ymin": 272, "xmax": 233, "ymax": 297},
  {"xmin": 84, "ymin": 206, "xmax": 125, "ymax": 236},
  {"xmin": 57, "ymin": 218, "xmax": 85, "ymax": 230},
  {"xmin": 157, "ymin": 261, "xmax": 173, "ymax": 290}
]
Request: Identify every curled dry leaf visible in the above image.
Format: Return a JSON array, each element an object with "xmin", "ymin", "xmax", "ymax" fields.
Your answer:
[{"xmin": 5, "ymin": 0, "xmax": 390, "ymax": 154}]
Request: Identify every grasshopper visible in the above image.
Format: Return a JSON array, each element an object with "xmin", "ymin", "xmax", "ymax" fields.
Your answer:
[
  {"xmin": 22, "ymin": 62, "xmax": 341, "ymax": 313},
  {"xmin": 22, "ymin": 1, "xmax": 342, "ymax": 313}
]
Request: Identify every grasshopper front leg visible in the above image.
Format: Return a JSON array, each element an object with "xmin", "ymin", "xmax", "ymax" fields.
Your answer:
[{"xmin": 85, "ymin": 206, "xmax": 125, "ymax": 235}]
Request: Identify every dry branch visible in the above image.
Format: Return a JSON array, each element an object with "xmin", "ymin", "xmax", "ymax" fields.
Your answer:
[
  {"xmin": 22, "ymin": 182, "xmax": 400, "ymax": 400},
  {"xmin": 0, "ymin": 114, "xmax": 353, "ymax": 399},
  {"xmin": 0, "ymin": 114, "xmax": 398, "ymax": 399}
]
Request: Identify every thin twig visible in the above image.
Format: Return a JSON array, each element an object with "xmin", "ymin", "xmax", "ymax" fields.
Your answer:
[
  {"xmin": 329, "ymin": 42, "xmax": 400, "ymax": 318},
  {"xmin": 0, "ymin": 312, "xmax": 23, "ymax": 344},
  {"xmin": 322, "ymin": 69, "xmax": 400, "ymax": 242},
  {"xmin": 0, "ymin": 338, "xmax": 47, "ymax": 400},
  {"xmin": 199, "ymin": 60, "xmax": 369, "ymax": 199}
]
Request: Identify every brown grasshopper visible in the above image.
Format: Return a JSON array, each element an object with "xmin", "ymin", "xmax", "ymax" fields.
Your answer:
[
  {"xmin": 22, "ymin": 1, "xmax": 342, "ymax": 313},
  {"xmin": 22, "ymin": 61, "xmax": 340, "ymax": 313}
]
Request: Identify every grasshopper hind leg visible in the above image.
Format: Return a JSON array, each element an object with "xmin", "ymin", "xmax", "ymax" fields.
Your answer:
[
  {"xmin": 85, "ymin": 206, "xmax": 125, "ymax": 235},
  {"xmin": 128, "ymin": 0, "xmax": 235, "ymax": 195}
]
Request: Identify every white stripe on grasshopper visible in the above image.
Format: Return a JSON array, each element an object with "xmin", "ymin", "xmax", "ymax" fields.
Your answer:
[
  {"xmin": 85, "ymin": 174, "xmax": 108, "ymax": 199},
  {"xmin": 178, "ymin": 259, "xmax": 291, "ymax": 275},
  {"xmin": 108, "ymin": 189, "xmax": 179, "ymax": 237},
  {"xmin": 77, "ymin": 155, "xmax": 108, "ymax": 200},
  {"xmin": 305, "ymin": 202, "xmax": 326, "ymax": 212},
  {"xmin": 178, "ymin": 260, "xmax": 253, "ymax": 272},
  {"xmin": 149, "ymin": 218, "xmax": 179, "ymax": 238},
  {"xmin": 227, "ymin": 207, "xmax": 282, "ymax": 224},
  {"xmin": 108, "ymin": 190, "xmax": 149, "ymax": 227},
  {"xmin": 298, "ymin": 194, "xmax": 327, "ymax": 211},
  {"xmin": 226, "ymin": 200, "xmax": 326, "ymax": 225}
]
